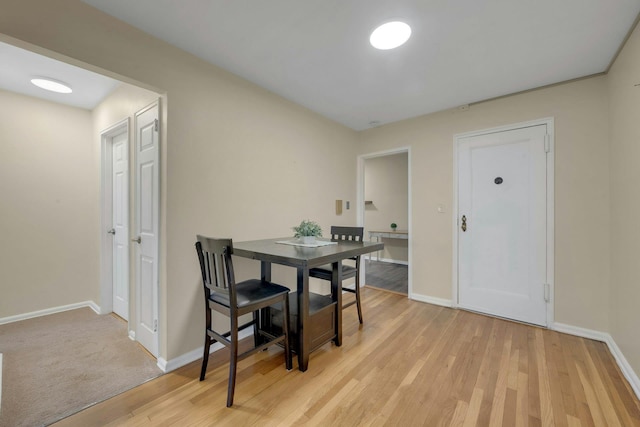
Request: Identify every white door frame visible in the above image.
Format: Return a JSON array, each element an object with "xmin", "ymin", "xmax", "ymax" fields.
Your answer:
[
  {"xmin": 452, "ymin": 117, "xmax": 555, "ymax": 327},
  {"xmin": 357, "ymin": 147, "xmax": 412, "ymax": 297},
  {"xmin": 100, "ymin": 118, "xmax": 130, "ymax": 321}
]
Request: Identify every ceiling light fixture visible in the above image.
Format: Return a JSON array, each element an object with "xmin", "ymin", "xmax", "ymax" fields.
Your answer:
[
  {"xmin": 30, "ymin": 77, "xmax": 73, "ymax": 94},
  {"xmin": 370, "ymin": 21, "xmax": 411, "ymax": 50}
]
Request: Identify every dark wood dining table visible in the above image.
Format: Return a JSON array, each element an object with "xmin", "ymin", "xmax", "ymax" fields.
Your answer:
[{"xmin": 233, "ymin": 237, "xmax": 384, "ymax": 371}]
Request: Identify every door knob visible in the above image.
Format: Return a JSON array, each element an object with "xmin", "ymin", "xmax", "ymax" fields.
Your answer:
[
  {"xmin": 131, "ymin": 236, "xmax": 141, "ymax": 244},
  {"xmin": 461, "ymin": 215, "xmax": 467, "ymax": 232},
  {"xmin": 107, "ymin": 228, "xmax": 116, "ymax": 235}
]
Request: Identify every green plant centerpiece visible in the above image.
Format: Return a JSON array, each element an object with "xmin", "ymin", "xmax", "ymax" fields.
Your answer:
[
  {"xmin": 390, "ymin": 222, "xmax": 398, "ymax": 230},
  {"xmin": 293, "ymin": 220, "xmax": 323, "ymax": 244}
]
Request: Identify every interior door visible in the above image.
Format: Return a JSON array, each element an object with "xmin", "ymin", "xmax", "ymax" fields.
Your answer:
[
  {"xmin": 134, "ymin": 103, "xmax": 160, "ymax": 357},
  {"xmin": 111, "ymin": 130, "xmax": 129, "ymax": 320},
  {"xmin": 457, "ymin": 124, "xmax": 548, "ymax": 326}
]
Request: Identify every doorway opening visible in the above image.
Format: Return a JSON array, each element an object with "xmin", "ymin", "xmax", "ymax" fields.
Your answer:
[
  {"xmin": 0, "ymin": 38, "xmax": 165, "ymax": 422},
  {"xmin": 357, "ymin": 147, "xmax": 411, "ymax": 296},
  {"xmin": 0, "ymin": 38, "xmax": 164, "ymax": 357}
]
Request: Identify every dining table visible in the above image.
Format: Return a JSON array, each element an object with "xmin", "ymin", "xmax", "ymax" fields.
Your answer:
[{"xmin": 233, "ymin": 237, "xmax": 384, "ymax": 371}]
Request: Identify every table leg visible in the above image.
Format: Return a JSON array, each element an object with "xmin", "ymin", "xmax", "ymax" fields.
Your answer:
[
  {"xmin": 297, "ymin": 267, "xmax": 310, "ymax": 371},
  {"xmin": 332, "ymin": 260, "xmax": 343, "ymax": 346},
  {"xmin": 259, "ymin": 261, "xmax": 272, "ymax": 345},
  {"xmin": 261, "ymin": 261, "xmax": 272, "ymax": 282}
]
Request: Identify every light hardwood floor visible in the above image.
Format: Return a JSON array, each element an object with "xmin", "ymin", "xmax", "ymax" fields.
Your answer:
[{"xmin": 55, "ymin": 288, "xmax": 640, "ymax": 426}]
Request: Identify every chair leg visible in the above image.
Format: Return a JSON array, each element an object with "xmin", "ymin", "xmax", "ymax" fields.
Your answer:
[
  {"xmin": 252, "ymin": 310, "xmax": 260, "ymax": 348},
  {"xmin": 227, "ymin": 317, "xmax": 239, "ymax": 407},
  {"xmin": 201, "ymin": 306, "xmax": 213, "ymax": 380},
  {"xmin": 200, "ymin": 333, "xmax": 211, "ymax": 381},
  {"xmin": 282, "ymin": 294, "xmax": 292, "ymax": 370},
  {"xmin": 355, "ymin": 274, "xmax": 363, "ymax": 324}
]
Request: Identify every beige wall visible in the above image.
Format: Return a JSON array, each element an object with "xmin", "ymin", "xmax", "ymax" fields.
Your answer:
[
  {"xmin": 0, "ymin": 0, "xmax": 358, "ymax": 360},
  {"xmin": 608, "ymin": 23, "xmax": 640, "ymax": 377},
  {"xmin": 364, "ymin": 153, "xmax": 409, "ymax": 262},
  {"xmin": 358, "ymin": 76, "xmax": 611, "ymax": 332},
  {"xmin": 0, "ymin": 89, "xmax": 97, "ymax": 317},
  {"xmin": 93, "ymin": 84, "xmax": 159, "ymax": 135}
]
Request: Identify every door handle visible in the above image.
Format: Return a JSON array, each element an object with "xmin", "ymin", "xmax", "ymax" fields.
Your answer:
[
  {"xmin": 131, "ymin": 236, "xmax": 141, "ymax": 244},
  {"xmin": 107, "ymin": 228, "xmax": 116, "ymax": 235},
  {"xmin": 461, "ymin": 215, "xmax": 467, "ymax": 232}
]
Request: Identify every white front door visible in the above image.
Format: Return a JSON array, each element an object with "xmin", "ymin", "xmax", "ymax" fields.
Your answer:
[
  {"xmin": 134, "ymin": 103, "xmax": 160, "ymax": 357},
  {"xmin": 457, "ymin": 124, "xmax": 548, "ymax": 326},
  {"xmin": 112, "ymin": 130, "xmax": 129, "ymax": 320}
]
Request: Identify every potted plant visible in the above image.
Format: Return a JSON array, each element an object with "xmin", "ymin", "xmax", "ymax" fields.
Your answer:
[
  {"xmin": 293, "ymin": 220, "xmax": 323, "ymax": 244},
  {"xmin": 390, "ymin": 222, "xmax": 398, "ymax": 231}
]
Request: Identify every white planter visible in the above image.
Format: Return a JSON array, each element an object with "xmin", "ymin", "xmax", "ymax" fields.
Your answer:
[{"xmin": 301, "ymin": 236, "xmax": 316, "ymax": 244}]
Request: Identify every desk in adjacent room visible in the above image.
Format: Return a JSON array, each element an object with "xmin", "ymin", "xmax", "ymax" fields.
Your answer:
[{"xmin": 368, "ymin": 230, "xmax": 408, "ymax": 261}]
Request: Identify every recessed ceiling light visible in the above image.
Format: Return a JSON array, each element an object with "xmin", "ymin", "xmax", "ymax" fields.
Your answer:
[
  {"xmin": 370, "ymin": 21, "xmax": 411, "ymax": 50},
  {"xmin": 30, "ymin": 77, "xmax": 73, "ymax": 94}
]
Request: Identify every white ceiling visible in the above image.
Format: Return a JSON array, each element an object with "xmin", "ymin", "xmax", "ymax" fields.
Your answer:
[
  {"xmin": 55, "ymin": 1, "xmax": 640, "ymax": 128},
  {"xmin": 82, "ymin": 0, "xmax": 640, "ymax": 130},
  {"xmin": 0, "ymin": 42, "xmax": 120, "ymax": 110}
]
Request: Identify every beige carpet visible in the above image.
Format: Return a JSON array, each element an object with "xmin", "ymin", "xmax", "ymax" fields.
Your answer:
[{"xmin": 0, "ymin": 308, "xmax": 163, "ymax": 427}]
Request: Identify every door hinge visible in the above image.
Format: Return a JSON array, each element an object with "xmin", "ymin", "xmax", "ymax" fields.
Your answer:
[
  {"xmin": 154, "ymin": 119, "xmax": 159, "ymax": 132},
  {"xmin": 544, "ymin": 283, "xmax": 550, "ymax": 302},
  {"xmin": 544, "ymin": 134, "xmax": 551, "ymax": 153},
  {"xmin": 154, "ymin": 319, "xmax": 158, "ymax": 332}
]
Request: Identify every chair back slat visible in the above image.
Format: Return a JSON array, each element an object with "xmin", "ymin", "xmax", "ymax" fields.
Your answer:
[
  {"xmin": 330, "ymin": 226, "xmax": 364, "ymax": 242},
  {"xmin": 196, "ymin": 235, "xmax": 237, "ymax": 306},
  {"xmin": 312, "ymin": 226, "xmax": 364, "ymax": 324},
  {"xmin": 205, "ymin": 251, "xmax": 226, "ymax": 290}
]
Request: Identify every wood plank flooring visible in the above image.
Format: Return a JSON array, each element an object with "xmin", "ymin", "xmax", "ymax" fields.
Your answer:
[{"xmin": 54, "ymin": 288, "xmax": 640, "ymax": 426}]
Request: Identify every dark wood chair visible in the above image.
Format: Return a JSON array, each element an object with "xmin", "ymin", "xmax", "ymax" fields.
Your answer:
[
  {"xmin": 309, "ymin": 226, "xmax": 364, "ymax": 324},
  {"xmin": 195, "ymin": 235, "xmax": 292, "ymax": 407}
]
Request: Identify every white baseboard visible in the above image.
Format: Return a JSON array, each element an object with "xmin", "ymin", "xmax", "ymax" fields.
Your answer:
[
  {"xmin": 553, "ymin": 322, "xmax": 640, "ymax": 400},
  {"xmin": 157, "ymin": 328, "xmax": 254, "ymax": 373},
  {"xmin": 88, "ymin": 301, "xmax": 101, "ymax": 315},
  {"xmin": 156, "ymin": 356, "xmax": 169, "ymax": 372},
  {"xmin": 552, "ymin": 322, "xmax": 609, "ymax": 342},
  {"xmin": 0, "ymin": 300, "xmax": 101, "ymax": 326},
  {"xmin": 128, "ymin": 330, "xmax": 136, "ymax": 341},
  {"xmin": 410, "ymin": 293, "xmax": 452, "ymax": 307},
  {"xmin": 605, "ymin": 335, "xmax": 640, "ymax": 400}
]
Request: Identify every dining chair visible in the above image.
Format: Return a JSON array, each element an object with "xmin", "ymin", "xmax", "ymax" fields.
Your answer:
[
  {"xmin": 309, "ymin": 226, "xmax": 364, "ymax": 324},
  {"xmin": 195, "ymin": 235, "xmax": 292, "ymax": 407}
]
